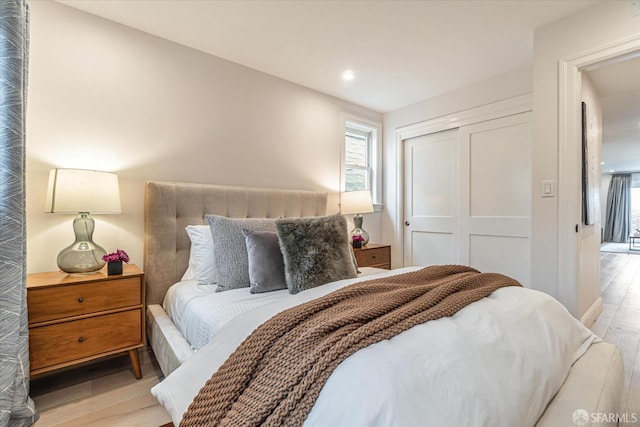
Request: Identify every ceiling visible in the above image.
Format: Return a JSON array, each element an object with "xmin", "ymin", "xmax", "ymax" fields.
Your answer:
[
  {"xmin": 587, "ymin": 56, "xmax": 640, "ymax": 174},
  {"xmin": 58, "ymin": 0, "xmax": 599, "ymax": 113}
]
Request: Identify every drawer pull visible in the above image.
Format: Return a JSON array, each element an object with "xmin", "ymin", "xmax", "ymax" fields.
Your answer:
[
  {"xmin": 371, "ymin": 255, "xmax": 377, "ymax": 259},
  {"xmin": 78, "ymin": 337, "xmax": 84, "ymax": 343},
  {"xmin": 78, "ymin": 297, "xmax": 84, "ymax": 303}
]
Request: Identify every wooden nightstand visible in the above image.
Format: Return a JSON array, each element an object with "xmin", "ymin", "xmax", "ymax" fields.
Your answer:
[
  {"xmin": 27, "ymin": 264, "xmax": 145, "ymax": 379},
  {"xmin": 354, "ymin": 243, "xmax": 391, "ymax": 269}
]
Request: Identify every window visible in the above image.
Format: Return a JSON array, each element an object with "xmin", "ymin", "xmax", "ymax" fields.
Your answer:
[
  {"xmin": 632, "ymin": 174, "xmax": 640, "ymax": 233},
  {"xmin": 342, "ymin": 117, "xmax": 381, "ymax": 207},
  {"xmin": 344, "ymin": 130, "xmax": 370, "ymax": 192}
]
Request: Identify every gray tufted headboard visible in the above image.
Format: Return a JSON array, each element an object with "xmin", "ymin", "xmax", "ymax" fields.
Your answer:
[{"xmin": 143, "ymin": 181, "xmax": 328, "ymax": 306}]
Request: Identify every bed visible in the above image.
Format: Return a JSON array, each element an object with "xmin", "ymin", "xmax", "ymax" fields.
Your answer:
[{"xmin": 144, "ymin": 181, "xmax": 624, "ymax": 427}]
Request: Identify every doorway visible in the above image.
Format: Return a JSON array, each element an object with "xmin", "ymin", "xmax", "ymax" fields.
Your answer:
[
  {"xmin": 584, "ymin": 56, "xmax": 640, "ymax": 256},
  {"xmin": 559, "ymin": 38, "xmax": 640, "ymax": 322}
]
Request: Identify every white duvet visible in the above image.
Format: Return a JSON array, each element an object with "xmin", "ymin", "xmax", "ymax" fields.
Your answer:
[
  {"xmin": 152, "ymin": 267, "xmax": 598, "ymax": 427},
  {"xmin": 163, "ymin": 267, "xmax": 385, "ymax": 350},
  {"xmin": 164, "ymin": 278, "xmax": 289, "ymax": 351}
]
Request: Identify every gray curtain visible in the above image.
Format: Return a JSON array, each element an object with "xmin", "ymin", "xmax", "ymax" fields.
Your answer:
[
  {"xmin": 0, "ymin": 0, "xmax": 38, "ymax": 425},
  {"xmin": 604, "ymin": 174, "xmax": 631, "ymax": 243}
]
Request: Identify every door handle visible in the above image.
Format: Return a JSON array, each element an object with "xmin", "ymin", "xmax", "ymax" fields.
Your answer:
[{"xmin": 404, "ymin": 221, "xmax": 410, "ymax": 226}]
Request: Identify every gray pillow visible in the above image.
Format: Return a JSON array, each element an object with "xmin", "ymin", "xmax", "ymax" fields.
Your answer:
[
  {"xmin": 275, "ymin": 214, "xmax": 358, "ymax": 294},
  {"xmin": 205, "ymin": 215, "xmax": 276, "ymax": 292},
  {"xmin": 242, "ymin": 229, "xmax": 287, "ymax": 294}
]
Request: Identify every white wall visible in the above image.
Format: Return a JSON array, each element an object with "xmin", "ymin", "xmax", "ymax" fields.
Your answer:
[
  {"xmin": 26, "ymin": 1, "xmax": 382, "ymax": 274},
  {"xmin": 579, "ymin": 73, "xmax": 602, "ymax": 319},
  {"xmin": 532, "ymin": 1, "xmax": 640, "ymax": 317},
  {"xmin": 382, "ymin": 67, "xmax": 533, "ymax": 268}
]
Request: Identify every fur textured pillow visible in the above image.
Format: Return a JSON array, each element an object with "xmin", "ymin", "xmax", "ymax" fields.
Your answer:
[{"xmin": 275, "ymin": 214, "xmax": 357, "ymax": 294}]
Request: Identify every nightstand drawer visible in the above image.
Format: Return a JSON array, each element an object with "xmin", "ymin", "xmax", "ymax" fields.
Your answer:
[
  {"xmin": 355, "ymin": 246, "xmax": 391, "ymax": 269},
  {"xmin": 29, "ymin": 309, "xmax": 142, "ymax": 371},
  {"xmin": 28, "ymin": 277, "xmax": 141, "ymax": 324}
]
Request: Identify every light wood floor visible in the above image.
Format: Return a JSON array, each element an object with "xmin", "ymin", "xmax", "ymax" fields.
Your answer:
[
  {"xmin": 31, "ymin": 348, "xmax": 171, "ymax": 426},
  {"xmin": 592, "ymin": 252, "xmax": 640, "ymax": 416},
  {"xmin": 30, "ymin": 253, "xmax": 640, "ymax": 425}
]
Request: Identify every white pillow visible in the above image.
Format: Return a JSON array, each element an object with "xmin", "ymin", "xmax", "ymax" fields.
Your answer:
[
  {"xmin": 180, "ymin": 258, "xmax": 196, "ymax": 281},
  {"xmin": 185, "ymin": 225, "xmax": 216, "ymax": 285}
]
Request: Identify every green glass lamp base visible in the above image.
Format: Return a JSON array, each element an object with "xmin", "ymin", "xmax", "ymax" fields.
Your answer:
[{"xmin": 57, "ymin": 213, "xmax": 107, "ymax": 274}]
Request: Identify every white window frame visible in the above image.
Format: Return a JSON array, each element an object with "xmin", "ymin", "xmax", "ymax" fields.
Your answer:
[{"xmin": 341, "ymin": 115, "xmax": 382, "ymax": 211}]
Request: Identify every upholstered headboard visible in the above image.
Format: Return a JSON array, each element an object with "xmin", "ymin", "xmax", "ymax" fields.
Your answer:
[{"xmin": 143, "ymin": 181, "xmax": 328, "ymax": 306}]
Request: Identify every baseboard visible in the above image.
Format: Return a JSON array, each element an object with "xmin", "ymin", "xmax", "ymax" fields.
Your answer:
[{"xmin": 580, "ymin": 297, "xmax": 603, "ymax": 327}]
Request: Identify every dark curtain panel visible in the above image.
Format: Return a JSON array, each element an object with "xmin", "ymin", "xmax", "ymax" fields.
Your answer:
[
  {"xmin": 604, "ymin": 174, "xmax": 631, "ymax": 243},
  {"xmin": 0, "ymin": 0, "xmax": 38, "ymax": 425}
]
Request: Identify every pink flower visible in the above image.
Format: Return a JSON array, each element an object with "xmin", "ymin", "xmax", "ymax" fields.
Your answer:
[
  {"xmin": 102, "ymin": 249, "xmax": 130, "ymax": 263},
  {"xmin": 352, "ymin": 235, "xmax": 364, "ymax": 242}
]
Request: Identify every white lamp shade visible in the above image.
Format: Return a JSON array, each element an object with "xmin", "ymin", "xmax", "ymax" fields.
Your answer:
[
  {"xmin": 45, "ymin": 168, "xmax": 121, "ymax": 214},
  {"xmin": 341, "ymin": 190, "xmax": 374, "ymax": 215}
]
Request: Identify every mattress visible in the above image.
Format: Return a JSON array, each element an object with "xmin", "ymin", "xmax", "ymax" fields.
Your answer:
[{"xmin": 164, "ymin": 266, "xmax": 386, "ymax": 350}]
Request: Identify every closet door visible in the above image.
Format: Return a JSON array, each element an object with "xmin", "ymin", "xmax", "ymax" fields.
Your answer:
[
  {"xmin": 458, "ymin": 112, "xmax": 531, "ymax": 286},
  {"xmin": 403, "ymin": 129, "xmax": 459, "ymax": 267},
  {"xmin": 402, "ymin": 112, "xmax": 531, "ymax": 287}
]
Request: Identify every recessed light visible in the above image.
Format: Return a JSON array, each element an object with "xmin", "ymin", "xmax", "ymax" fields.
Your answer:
[
  {"xmin": 601, "ymin": 162, "xmax": 605, "ymax": 165},
  {"xmin": 609, "ymin": 170, "xmax": 615, "ymax": 173},
  {"xmin": 342, "ymin": 70, "xmax": 354, "ymax": 81}
]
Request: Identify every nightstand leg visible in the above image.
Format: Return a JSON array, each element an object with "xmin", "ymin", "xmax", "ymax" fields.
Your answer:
[{"xmin": 129, "ymin": 349, "xmax": 142, "ymax": 380}]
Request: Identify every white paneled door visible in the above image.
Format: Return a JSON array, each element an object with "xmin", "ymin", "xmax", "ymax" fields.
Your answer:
[
  {"xmin": 403, "ymin": 129, "xmax": 459, "ymax": 267},
  {"xmin": 403, "ymin": 112, "xmax": 531, "ymax": 286}
]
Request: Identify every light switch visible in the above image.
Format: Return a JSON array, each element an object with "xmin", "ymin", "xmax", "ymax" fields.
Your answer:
[{"xmin": 542, "ymin": 180, "xmax": 555, "ymax": 198}]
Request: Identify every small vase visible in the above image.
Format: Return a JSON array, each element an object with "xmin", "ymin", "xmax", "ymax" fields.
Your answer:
[{"xmin": 107, "ymin": 261, "xmax": 123, "ymax": 276}]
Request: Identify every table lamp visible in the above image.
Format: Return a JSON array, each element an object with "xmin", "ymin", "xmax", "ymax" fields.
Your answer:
[
  {"xmin": 340, "ymin": 190, "xmax": 374, "ymax": 246},
  {"xmin": 45, "ymin": 168, "xmax": 121, "ymax": 273}
]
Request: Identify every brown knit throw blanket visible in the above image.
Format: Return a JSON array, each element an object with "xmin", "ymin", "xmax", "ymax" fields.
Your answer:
[{"xmin": 180, "ymin": 265, "xmax": 521, "ymax": 427}]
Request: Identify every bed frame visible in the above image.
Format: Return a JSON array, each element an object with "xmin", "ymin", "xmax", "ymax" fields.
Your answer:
[
  {"xmin": 143, "ymin": 181, "xmax": 624, "ymax": 425},
  {"xmin": 144, "ymin": 181, "xmax": 328, "ymax": 375}
]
